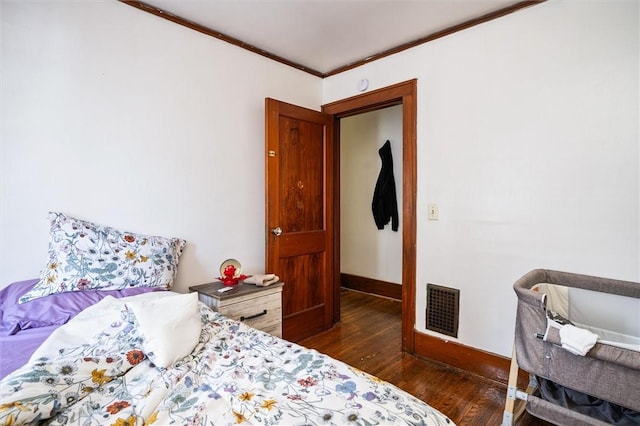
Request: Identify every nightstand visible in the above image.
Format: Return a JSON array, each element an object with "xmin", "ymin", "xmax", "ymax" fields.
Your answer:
[{"xmin": 189, "ymin": 281, "xmax": 284, "ymax": 337}]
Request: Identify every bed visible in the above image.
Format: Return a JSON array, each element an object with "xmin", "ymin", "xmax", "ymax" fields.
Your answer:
[
  {"xmin": 0, "ymin": 289, "xmax": 454, "ymax": 426},
  {"xmin": 502, "ymin": 269, "xmax": 640, "ymax": 426},
  {"xmin": 1, "ymin": 212, "xmax": 454, "ymax": 425}
]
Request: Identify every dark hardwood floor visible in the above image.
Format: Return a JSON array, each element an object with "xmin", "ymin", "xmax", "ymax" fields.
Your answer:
[{"xmin": 299, "ymin": 288, "xmax": 553, "ymax": 426}]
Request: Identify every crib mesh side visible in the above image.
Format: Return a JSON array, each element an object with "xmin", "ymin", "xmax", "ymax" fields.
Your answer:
[{"xmin": 513, "ymin": 269, "xmax": 640, "ymax": 413}]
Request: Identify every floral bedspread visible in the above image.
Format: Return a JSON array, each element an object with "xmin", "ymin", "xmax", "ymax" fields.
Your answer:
[{"xmin": 0, "ymin": 293, "xmax": 454, "ymax": 426}]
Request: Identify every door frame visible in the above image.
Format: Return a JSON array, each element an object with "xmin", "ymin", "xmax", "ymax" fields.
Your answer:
[{"xmin": 322, "ymin": 79, "xmax": 418, "ymax": 353}]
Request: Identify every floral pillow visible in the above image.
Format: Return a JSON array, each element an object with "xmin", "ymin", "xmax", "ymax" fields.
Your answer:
[{"xmin": 19, "ymin": 212, "xmax": 186, "ymax": 304}]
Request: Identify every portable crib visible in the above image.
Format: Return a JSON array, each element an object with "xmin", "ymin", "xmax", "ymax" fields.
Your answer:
[{"xmin": 503, "ymin": 269, "xmax": 640, "ymax": 426}]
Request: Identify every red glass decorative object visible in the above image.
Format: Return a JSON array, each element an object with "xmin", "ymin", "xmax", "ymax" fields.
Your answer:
[{"xmin": 218, "ymin": 259, "xmax": 246, "ymax": 285}]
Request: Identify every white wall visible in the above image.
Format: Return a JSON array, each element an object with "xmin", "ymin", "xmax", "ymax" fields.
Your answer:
[
  {"xmin": 340, "ymin": 106, "xmax": 403, "ymax": 283},
  {"xmin": 1, "ymin": 1, "xmax": 322, "ymax": 293},
  {"xmin": 325, "ymin": 0, "xmax": 639, "ymax": 357}
]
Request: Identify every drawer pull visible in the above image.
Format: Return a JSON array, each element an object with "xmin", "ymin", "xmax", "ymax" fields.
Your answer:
[{"xmin": 240, "ymin": 310, "xmax": 268, "ymax": 321}]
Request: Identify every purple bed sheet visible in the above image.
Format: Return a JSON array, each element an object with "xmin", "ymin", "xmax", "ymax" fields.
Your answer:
[
  {"xmin": 0, "ymin": 279, "xmax": 165, "ymax": 379},
  {"xmin": 0, "ymin": 325, "xmax": 58, "ymax": 380}
]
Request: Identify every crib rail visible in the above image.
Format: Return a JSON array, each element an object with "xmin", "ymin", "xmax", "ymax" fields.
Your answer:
[{"xmin": 513, "ymin": 268, "xmax": 640, "ymax": 299}]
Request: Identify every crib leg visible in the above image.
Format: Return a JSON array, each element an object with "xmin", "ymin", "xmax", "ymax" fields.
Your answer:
[{"xmin": 502, "ymin": 346, "xmax": 527, "ymax": 426}]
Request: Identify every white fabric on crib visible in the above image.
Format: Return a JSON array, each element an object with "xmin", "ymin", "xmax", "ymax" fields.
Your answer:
[{"xmin": 559, "ymin": 324, "xmax": 598, "ymax": 356}]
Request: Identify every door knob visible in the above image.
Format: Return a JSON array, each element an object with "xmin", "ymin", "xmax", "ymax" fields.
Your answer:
[{"xmin": 271, "ymin": 227, "xmax": 282, "ymax": 236}]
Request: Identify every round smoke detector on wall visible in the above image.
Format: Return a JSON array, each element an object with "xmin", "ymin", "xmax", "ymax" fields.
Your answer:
[{"xmin": 357, "ymin": 78, "xmax": 369, "ymax": 92}]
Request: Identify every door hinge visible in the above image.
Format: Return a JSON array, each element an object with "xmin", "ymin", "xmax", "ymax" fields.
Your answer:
[{"xmin": 268, "ymin": 150, "xmax": 276, "ymax": 157}]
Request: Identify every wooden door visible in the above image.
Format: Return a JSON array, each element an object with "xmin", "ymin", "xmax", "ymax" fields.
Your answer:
[{"xmin": 265, "ymin": 98, "xmax": 334, "ymax": 342}]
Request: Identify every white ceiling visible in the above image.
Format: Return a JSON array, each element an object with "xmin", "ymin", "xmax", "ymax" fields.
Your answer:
[{"xmin": 139, "ymin": 0, "xmax": 529, "ymax": 75}]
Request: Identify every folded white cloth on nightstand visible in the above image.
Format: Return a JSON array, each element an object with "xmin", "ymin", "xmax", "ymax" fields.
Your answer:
[
  {"xmin": 559, "ymin": 324, "xmax": 599, "ymax": 356},
  {"xmin": 244, "ymin": 274, "xmax": 280, "ymax": 286}
]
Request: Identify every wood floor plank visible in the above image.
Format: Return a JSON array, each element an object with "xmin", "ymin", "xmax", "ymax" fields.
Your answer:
[{"xmin": 300, "ymin": 288, "xmax": 553, "ymax": 426}]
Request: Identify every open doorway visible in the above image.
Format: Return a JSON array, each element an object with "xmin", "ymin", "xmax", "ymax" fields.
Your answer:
[
  {"xmin": 339, "ymin": 106, "xmax": 403, "ymax": 300},
  {"xmin": 322, "ymin": 79, "xmax": 418, "ymax": 353}
]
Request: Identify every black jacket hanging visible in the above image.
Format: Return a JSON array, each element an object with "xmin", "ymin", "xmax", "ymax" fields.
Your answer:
[{"xmin": 372, "ymin": 140, "xmax": 399, "ymax": 231}]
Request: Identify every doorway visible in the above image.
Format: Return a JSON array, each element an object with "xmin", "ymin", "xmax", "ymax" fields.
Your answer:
[
  {"xmin": 322, "ymin": 79, "xmax": 418, "ymax": 353},
  {"xmin": 340, "ymin": 106, "xmax": 403, "ymax": 298}
]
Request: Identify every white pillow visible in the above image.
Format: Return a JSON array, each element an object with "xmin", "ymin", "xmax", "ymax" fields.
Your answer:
[{"xmin": 126, "ymin": 292, "xmax": 202, "ymax": 368}]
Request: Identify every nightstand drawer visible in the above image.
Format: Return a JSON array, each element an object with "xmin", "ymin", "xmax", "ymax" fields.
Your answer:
[
  {"xmin": 222, "ymin": 292, "xmax": 281, "ymax": 333},
  {"xmin": 189, "ymin": 281, "xmax": 283, "ymax": 337}
]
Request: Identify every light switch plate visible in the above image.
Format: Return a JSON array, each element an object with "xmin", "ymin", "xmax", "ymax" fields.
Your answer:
[{"xmin": 428, "ymin": 203, "xmax": 439, "ymax": 220}]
